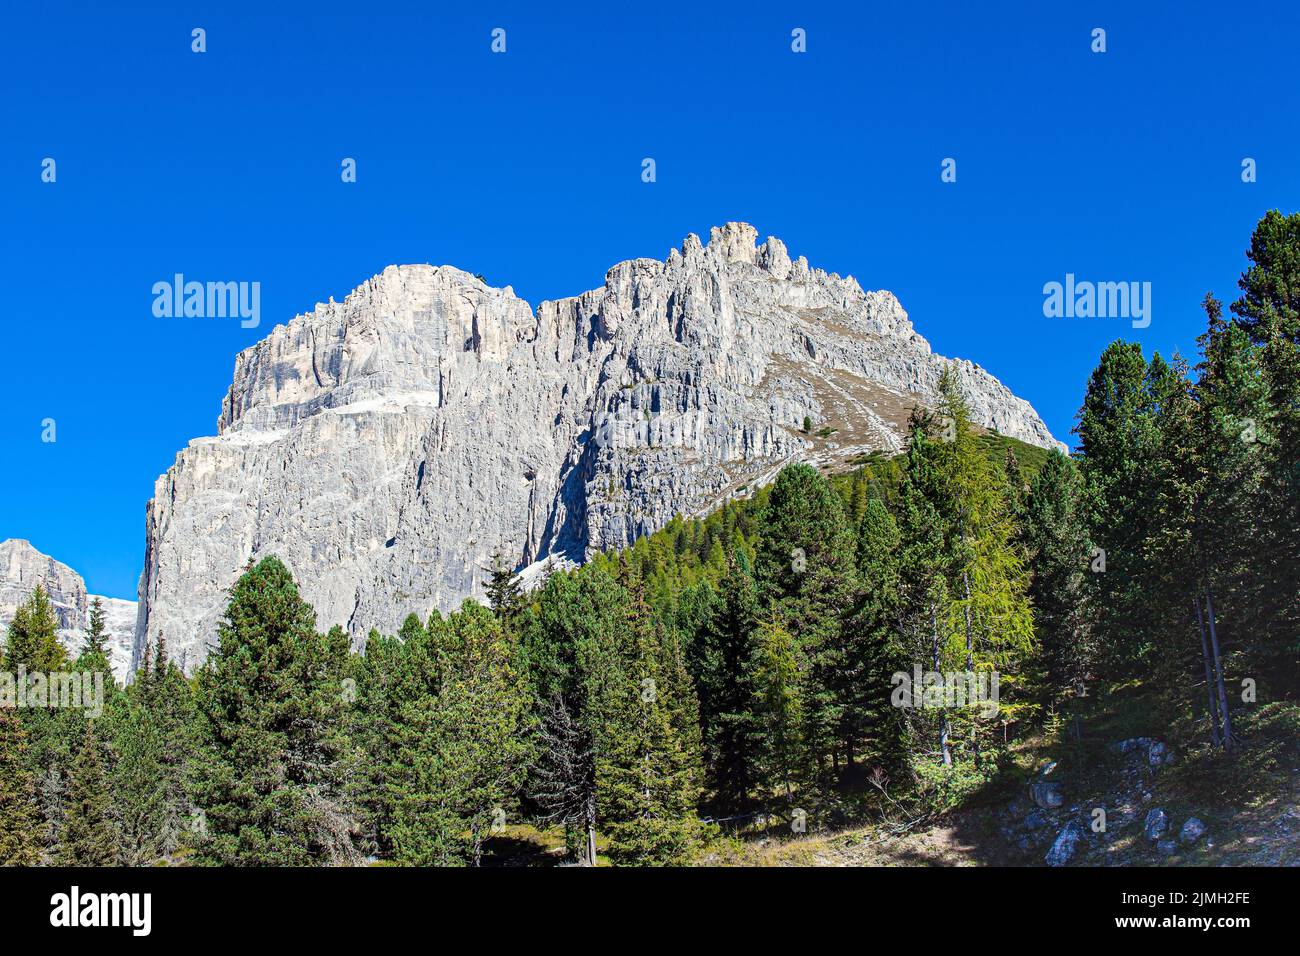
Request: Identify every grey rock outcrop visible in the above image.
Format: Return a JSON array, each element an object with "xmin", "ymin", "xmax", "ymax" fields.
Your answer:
[
  {"xmin": 1180, "ymin": 817, "xmax": 1207, "ymax": 845},
  {"xmin": 1144, "ymin": 809, "xmax": 1169, "ymax": 841},
  {"xmin": 136, "ymin": 223, "xmax": 1062, "ymax": 672},
  {"xmin": 0, "ymin": 539, "xmax": 137, "ymax": 682},
  {"xmin": 1045, "ymin": 820, "xmax": 1085, "ymax": 867},
  {"xmin": 1031, "ymin": 781, "xmax": 1064, "ymax": 810}
]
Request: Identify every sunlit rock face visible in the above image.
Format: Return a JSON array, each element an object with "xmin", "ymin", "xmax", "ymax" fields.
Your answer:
[{"xmin": 137, "ymin": 223, "xmax": 1061, "ymax": 672}]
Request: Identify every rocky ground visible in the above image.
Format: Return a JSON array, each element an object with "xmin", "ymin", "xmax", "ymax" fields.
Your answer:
[{"xmin": 689, "ymin": 694, "xmax": 1299, "ymax": 868}]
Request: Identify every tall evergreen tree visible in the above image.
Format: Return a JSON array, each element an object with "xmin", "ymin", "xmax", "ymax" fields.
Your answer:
[
  {"xmin": 388, "ymin": 601, "xmax": 532, "ymax": 866},
  {"xmin": 689, "ymin": 556, "xmax": 760, "ymax": 812},
  {"xmin": 0, "ymin": 709, "xmax": 42, "ymax": 865},
  {"xmin": 110, "ymin": 636, "xmax": 194, "ymax": 864},
  {"xmin": 896, "ymin": 415, "xmax": 955, "ymax": 765},
  {"xmin": 484, "ymin": 550, "xmax": 525, "ymax": 625},
  {"xmin": 1075, "ymin": 341, "xmax": 1165, "ymax": 677},
  {"xmin": 57, "ymin": 725, "xmax": 118, "ymax": 865},
  {"xmin": 1230, "ymin": 210, "xmax": 1300, "ymax": 675},
  {"xmin": 4, "ymin": 586, "xmax": 68, "ymax": 673},
  {"xmin": 4, "ymin": 586, "xmax": 77, "ymax": 855},
  {"xmin": 84, "ymin": 597, "xmax": 109, "ymax": 661},
  {"xmin": 594, "ymin": 571, "xmax": 706, "ymax": 865},
  {"xmin": 751, "ymin": 612, "xmax": 803, "ymax": 802},
  {"xmin": 847, "ymin": 495, "xmax": 909, "ymax": 778},
  {"xmin": 754, "ymin": 463, "xmax": 858, "ymax": 789},
  {"xmin": 191, "ymin": 557, "xmax": 360, "ymax": 866},
  {"xmin": 1025, "ymin": 449, "xmax": 1095, "ymax": 712}
]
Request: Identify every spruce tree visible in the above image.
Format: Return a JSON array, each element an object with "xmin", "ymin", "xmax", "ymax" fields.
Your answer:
[
  {"xmin": 896, "ymin": 413, "xmax": 955, "ymax": 765},
  {"xmin": 57, "ymin": 725, "xmax": 118, "ymax": 865},
  {"xmin": 690, "ymin": 557, "xmax": 760, "ymax": 812},
  {"xmin": 0, "ymin": 709, "xmax": 42, "ymax": 865},
  {"xmin": 1025, "ymin": 450, "xmax": 1095, "ymax": 711},
  {"xmin": 594, "ymin": 571, "xmax": 706, "ymax": 865},
  {"xmin": 4, "ymin": 586, "xmax": 76, "ymax": 855},
  {"xmin": 754, "ymin": 462, "xmax": 857, "ymax": 790},
  {"xmin": 523, "ymin": 566, "xmax": 628, "ymax": 865},
  {"xmin": 1075, "ymin": 341, "xmax": 1165, "ymax": 677},
  {"xmin": 388, "ymin": 601, "xmax": 532, "ymax": 866},
  {"xmin": 4, "ymin": 586, "xmax": 68, "ymax": 673},
  {"xmin": 84, "ymin": 597, "xmax": 109, "ymax": 661},
  {"xmin": 191, "ymin": 557, "xmax": 359, "ymax": 866},
  {"xmin": 847, "ymin": 495, "xmax": 909, "ymax": 778},
  {"xmin": 110, "ymin": 636, "xmax": 194, "ymax": 864},
  {"xmin": 484, "ymin": 550, "xmax": 525, "ymax": 625},
  {"xmin": 1230, "ymin": 210, "xmax": 1300, "ymax": 676},
  {"xmin": 751, "ymin": 612, "xmax": 803, "ymax": 803}
]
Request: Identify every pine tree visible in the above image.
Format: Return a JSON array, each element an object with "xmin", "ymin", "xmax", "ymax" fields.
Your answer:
[
  {"xmin": 4, "ymin": 586, "xmax": 68, "ymax": 673},
  {"xmin": 109, "ymin": 636, "xmax": 194, "ymax": 864},
  {"xmin": 690, "ymin": 556, "xmax": 760, "ymax": 812},
  {"xmin": 751, "ymin": 612, "xmax": 803, "ymax": 803},
  {"xmin": 594, "ymin": 566, "xmax": 706, "ymax": 865},
  {"xmin": 896, "ymin": 416, "xmax": 955, "ymax": 766},
  {"xmin": 1075, "ymin": 341, "xmax": 1165, "ymax": 678},
  {"xmin": 388, "ymin": 601, "xmax": 532, "ymax": 866},
  {"xmin": 847, "ymin": 495, "xmax": 909, "ymax": 778},
  {"xmin": 754, "ymin": 462, "xmax": 858, "ymax": 790},
  {"xmin": 522, "ymin": 566, "xmax": 629, "ymax": 865},
  {"xmin": 484, "ymin": 549, "xmax": 525, "ymax": 625},
  {"xmin": 191, "ymin": 557, "xmax": 359, "ymax": 866},
  {"xmin": 4, "ymin": 586, "xmax": 77, "ymax": 856},
  {"xmin": 1025, "ymin": 450, "xmax": 1095, "ymax": 712},
  {"xmin": 1230, "ymin": 210, "xmax": 1300, "ymax": 677},
  {"xmin": 0, "ymin": 709, "xmax": 42, "ymax": 865},
  {"xmin": 57, "ymin": 725, "xmax": 118, "ymax": 865},
  {"xmin": 349, "ymin": 625, "xmax": 409, "ymax": 858},
  {"xmin": 84, "ymin": 597, "xmax": 109, "ymax": 661}
]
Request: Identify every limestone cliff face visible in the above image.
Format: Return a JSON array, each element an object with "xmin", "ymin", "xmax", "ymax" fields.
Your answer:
[
  {"xmin": 0, "ymin": 539, "xmax": 137, "ymax": 681},
  {"xmin": 136, "ymin": 223, "xmax": 1060, "ymax": 672}
]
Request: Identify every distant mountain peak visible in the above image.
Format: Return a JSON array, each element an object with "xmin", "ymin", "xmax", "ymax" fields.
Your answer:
[{"xmin": 137, "ymin": 225, "xmax": 1061, "ymax": 672}]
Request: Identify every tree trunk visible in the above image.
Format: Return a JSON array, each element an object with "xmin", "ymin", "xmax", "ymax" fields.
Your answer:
[
  {"xmin": 1193, "ymin": 594, "xmax": 1222, "ymax": 747},
  {"xmin": 584, "ymin": 795, "xmax": 597, "ymax": 867},
  {"xmin": 1204, "ymin": 588, "xmax": 1233, "ymax": 749},
  {"xmin": 931, "ymin": 608, "xmax": 951, "ymax": 767},
  {"xmin": 962, "ymin": 571, "xmax": 974, "ymax": 673},
  {"xmin": 962, "ymin": 570, "xmax": 978, "ymax": 756}
]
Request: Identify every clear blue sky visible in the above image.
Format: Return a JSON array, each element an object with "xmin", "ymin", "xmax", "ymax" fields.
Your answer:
[{"xmin": 2, "ymin": 1, "xmax": 1297, "ymax": 599}]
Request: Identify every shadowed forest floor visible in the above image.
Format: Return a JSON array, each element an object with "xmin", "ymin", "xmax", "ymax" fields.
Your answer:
[{"xmin": 480, "ymin": 688, "xmax": 1300, "ymax": 868}]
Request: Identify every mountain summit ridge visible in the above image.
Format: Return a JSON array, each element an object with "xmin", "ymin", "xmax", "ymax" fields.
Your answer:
[{"xmin": 136, "ymin": 223, "xmax": 1060, "ymax": 671}]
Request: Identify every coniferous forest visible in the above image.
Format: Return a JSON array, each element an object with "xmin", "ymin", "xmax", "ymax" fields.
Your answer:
[{"xmin": 2, "ymin": 212, "xmax": 1298, "ymax": 868}]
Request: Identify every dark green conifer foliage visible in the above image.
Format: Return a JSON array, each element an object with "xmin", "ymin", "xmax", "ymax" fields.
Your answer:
[
  {"xmin": 484, "ymin": 550, "xmax": 525, "ymax": 625},
  {"xmin": 1230, "ymin": 210, "xmax": 1300, "ymax": 671},
  {"xmin": 57, "ymin": 725, "xmax": 118, "ymax": 865},
  {"xmin": 0, "ymin": 709, "xmax": 42, "ymax": 865},
  {"xmin": 110, "ymin": 636, "xmax": 194, "ymax": 864},
  {"xmin": 1025, "ymin": 450, "xmax": 1094, "ymax": 708},
  {"xmin": 84, "ymin": 597, "xmax": 109, "ymax": 661},
  {"xmin": 896, "ymin": 416, "xmax": 955, "ymax": 765},
  {"xmin": 388, "ymin": 601, "xmax": 532, "ymax": 866},
  {"xmin": 689, "ymin": 557, "xmax": 760, "ymax": 811},
  {"xmin": 594, "ymin": 570, "xmax": 707, "ymax": 865},
  {"xmin": 4, "ymin": 586, "xmax": 67, "ymax": 673},
  {"xmin": 754, "ymin": 463, "xmax": 858, "ymax": 790},
  {"xmin": 191, "ymin": 557, "xmax": 359, "ymax": 866},
  {"xmin": 848, "ymin": 495, "xmax": 909, "ymax": 778},
  {"xmin": 1076, "ymin": 341, "xmax": 1164, "ymax": 676}
]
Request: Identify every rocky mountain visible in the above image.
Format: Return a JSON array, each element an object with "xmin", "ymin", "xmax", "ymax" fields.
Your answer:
[
  {"xmin": 136, "ymin": 223, "xmax": 1061, "ymax": 673},
  {"xmin": 0, "ymin": 538, "xmax": 137, "ymax": 681}
]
